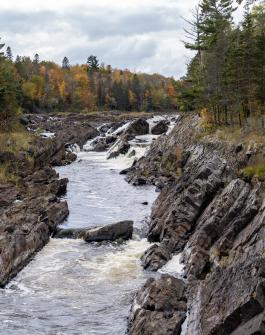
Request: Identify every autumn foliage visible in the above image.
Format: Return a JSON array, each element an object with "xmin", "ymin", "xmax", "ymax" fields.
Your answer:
[{"xmin": 0, "ymin": 42, "xmax": 180, "ymax": 130}]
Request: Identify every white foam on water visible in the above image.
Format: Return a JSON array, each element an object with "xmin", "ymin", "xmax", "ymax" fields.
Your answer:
[
  {"xmin": 40, "ymin": 131, "xmax": 55, "ymax": 139},
  {"xmin": 180, "ymin": 314, "xmax": 188, "ymax": 335},
  {"xmin": 159, "ymin": 253, "xmax": 184, "ymax": 277},
  {"xmin": 0, "ymin": 114, "xmax": 180, "ymax": 335},
  {"xmin": 83, "ymin": 138, "xmax": 94, "ymax": 151},
  {"xmin": 110, "ymin": 121, "xmax": 131, "ymax": 135},
  {"xmin": 86, "ymin": 237, "xmax": 152, "ymax": 283},
  {"xmin": 67, "ymin": 143, "xmax": 81, "ymax": 153}
]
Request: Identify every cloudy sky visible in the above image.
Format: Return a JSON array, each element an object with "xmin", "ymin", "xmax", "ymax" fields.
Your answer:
[{"xmin": 0, "ymin": 0, "xmax": 243, "ymax": 78}]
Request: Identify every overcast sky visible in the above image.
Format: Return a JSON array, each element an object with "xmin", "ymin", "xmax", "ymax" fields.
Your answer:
[{"xmin": 0, "ymin": 0, "xmax": 243, "ymax": 78}]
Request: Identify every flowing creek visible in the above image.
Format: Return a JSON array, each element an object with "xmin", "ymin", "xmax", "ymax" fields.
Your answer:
[{"xmin": 0, "ymin": 115, "xmax": 180, "ymax": 335}]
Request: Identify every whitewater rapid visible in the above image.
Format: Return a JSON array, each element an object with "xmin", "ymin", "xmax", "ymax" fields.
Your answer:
[{"xmin": 0, "ymin": 114, "xmax": 182, "ymax": 335}]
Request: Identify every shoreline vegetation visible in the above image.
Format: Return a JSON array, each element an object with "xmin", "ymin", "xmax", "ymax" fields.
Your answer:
[
  {"xmin": 180, "ymin": 0, "xmax": 265, "ymax": 130},
  {"xmin": 1, "ymin": 0, "xmax": 265, "ymax": 334}
]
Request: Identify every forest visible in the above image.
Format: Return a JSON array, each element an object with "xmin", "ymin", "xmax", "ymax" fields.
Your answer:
[
  {"xmin": 0, "ymin": 45, "xmax": 178, "ymax": 130},
  {"xmin": 180, "ymin": 0, "xmax": 265, "ymax": 128}
]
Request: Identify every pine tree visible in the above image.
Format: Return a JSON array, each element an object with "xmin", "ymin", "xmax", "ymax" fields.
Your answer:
[
  {"xmin": 62, "ymin": 56, "xmax": 70, "ymax": 70},
  {"xmin": 87, "ymin": 55, "xmax": 99, "ymax": 73},
  {"xmin": 199, "ymin": 0, "xmax": 235, "ymax": 48},
  {"xmin": 6, "ymin": 46, "xmax": 13, "ymax": 61},
  {"xmin": 33, "ymin": 53, "xmax": 40, "ymax": 64},
  {"xmin": 0, "ymin": 38, "xmax": 5, "ymax": 57},
  {"xmin": 183, "ymin": 4, "xmax": 204, "ymax": 63}
]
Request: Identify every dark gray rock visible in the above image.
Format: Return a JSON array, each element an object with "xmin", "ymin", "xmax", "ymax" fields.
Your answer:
[
  {"xmin": 0, "ymin": 197, "xmax": 69, "ymax": 287},
  {"xmin": 54, "ymin": 221, "xmax": 134, "ymax": 242},
  {"xmin": 53, "ymin": 228, "xmax": 88, "ymax": 239},
  {"xmin": 120, "ymin": 167, "xmax": 133, "ymax": 175},
  {"xmin": 107, "ymin": 141, "xmax": 130, "ymax": 159},
  {"xmin": 141, "ymin": 244, "xmax": 171, "ymax": 271},
  {"xmin": 151, "ymin": 120, "xmax": 169, "ymax": 135},
  {"xmin": 20, "ymin": 115, "xmax": 30, "ymax": 126},
  {"xmin": 126, "ymin": 113, "xmax": 265, "ymax": 334},
  {"xmin": 94, "ymin": 141, "xmax": 108, "ymax": 152},
  {"xmin": 127, "ymin": 275, "xmax": 186, "ymax": 335},
  {"xmin": 128, "ymin": 150, "xmax": 136, "ymax": 158},
  {"xmin": 125, "ymin": 118, "xmax": 149, "ymax": 136},
  {"xmin": 132, "ymin": 177, "xmax": 147, "ymax": 186},
  {"xmin": 84, "ymin": 221, "xmax": 133, "ymax": 242}
]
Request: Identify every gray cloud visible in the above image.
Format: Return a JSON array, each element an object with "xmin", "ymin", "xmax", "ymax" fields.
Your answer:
[{"xmin": 0, "ymin": 1, "xmax": 198, "ymax": 77}]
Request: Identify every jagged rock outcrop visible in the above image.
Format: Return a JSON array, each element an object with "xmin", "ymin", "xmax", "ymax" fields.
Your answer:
[
  {"xmin": 33, "ymin": 123, "xmax": 98, "ymax": 167},
  {"xmin": 127, "ymin": 275, "xmax": 186, "ymax": 335},
  {"xmin": 0, "ymin": 195, "xmax": 69, "ymax": 287},
  {"xmin": 128, "ymin": 113, "xmax": 265, "ymax": 335},
  {"xmin": 0, "ymin": 115, "xmax": 101, "ymax": 286},
  {"xmin": 141, "ymin": 154, "xmax": 227, "ymax": 271},
  {"xmin": 0, "ymin": 162, "xmax": 70, "ymax": 287}
]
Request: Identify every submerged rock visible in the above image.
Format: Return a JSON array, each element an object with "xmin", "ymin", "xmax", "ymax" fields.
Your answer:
[{"xmin": 54, "ymin": 220, "xmax": 134, "ymax": 242}]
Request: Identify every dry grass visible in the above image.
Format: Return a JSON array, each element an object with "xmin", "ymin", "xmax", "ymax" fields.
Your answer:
[
  {"xmin": 0, "ymin": 127, "xmax": 34, "ymax": 154},
  {"xmin": 0, "ymin": 162, "xmax": 20, "ymax": 184},
  {"xmin": 0, "ymin": 125, "xmax": 34, "ymax": 184}
]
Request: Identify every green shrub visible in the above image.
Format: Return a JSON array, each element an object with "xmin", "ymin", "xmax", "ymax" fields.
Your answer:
[{"xmin": 242, "ymin": 164, "xmax": 265, "ymax": 180}]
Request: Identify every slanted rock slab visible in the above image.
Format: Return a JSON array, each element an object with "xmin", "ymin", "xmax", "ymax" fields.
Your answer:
[{"xmin": 54, "ymin": 220, "xmax": 134, "ymax": 242}]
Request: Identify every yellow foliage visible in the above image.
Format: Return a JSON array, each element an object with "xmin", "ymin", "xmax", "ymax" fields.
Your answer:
[{"xmin": 200, "ymin": 108, "xmax": 214, "ymax": 126}]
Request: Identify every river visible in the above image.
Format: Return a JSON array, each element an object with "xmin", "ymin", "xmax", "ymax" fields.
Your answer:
[{"xmin": 0, "ymin": 116, "xmax": 181, "ymax": 335}]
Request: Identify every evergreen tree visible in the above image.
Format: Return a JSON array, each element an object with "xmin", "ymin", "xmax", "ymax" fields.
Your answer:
[
  {"xmin": 199, "ymin": 0, "xmax": 235, "ymax": 48},
  {"xmin": 33, "ymin": 53, "xmax": 40, "ymax": 64},
  {"xmin": 87, "ymin": 55, "xmax": 99, "ymax": 73},
  {"xmin": 62, "ymin": 56, "xmax": 70, "ymax": 70},
  {"xmin": 6, "ymin": 46, "xmax": 13, "ymax": 61},
  {"xmin": 0, "ymin": 38, "xmax": 5, "ymax": 57},
  {"xmin": 183, "ymin": 4, "xmax": 204, "ymax": 63}
]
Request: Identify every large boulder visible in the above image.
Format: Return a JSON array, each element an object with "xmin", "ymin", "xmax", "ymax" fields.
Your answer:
[
  {"xmin": 127, "ymin": 275, "xmax": 187, "ymax": 335},
  {"xmin": 54, "ymin": 220, "xmax": 134, "ymax": 242},
  {"xmin": 151, "ymin": 120, "xmax": 169, "ymax": 135},
  {"xmin": 125, "ymin": 118, "xmax": 149, "ymax": 136}
]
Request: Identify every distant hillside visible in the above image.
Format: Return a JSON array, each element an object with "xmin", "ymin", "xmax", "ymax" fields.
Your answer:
[{"xmin": 0, "ymin": 44, "xmax": 179, "ymax": 130}]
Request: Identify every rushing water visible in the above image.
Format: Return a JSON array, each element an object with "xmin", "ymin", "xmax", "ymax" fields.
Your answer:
[{"xmin": 0, "ymin": 116, "xmax": 178, "ymax": 335}]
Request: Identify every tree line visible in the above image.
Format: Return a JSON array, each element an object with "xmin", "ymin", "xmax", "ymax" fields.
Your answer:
[
  {"xmin": 179, "ymin": 0, "xmax": 265, "ymax": 128},
  {"xmin": 0, "ymin": 43, "xmax": 178, "ymax": 130}
]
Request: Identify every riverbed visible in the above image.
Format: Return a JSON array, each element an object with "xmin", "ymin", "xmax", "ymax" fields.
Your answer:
[{"xmin": 0, "ymin": 119, "xmax": 167, "ymax": 335}]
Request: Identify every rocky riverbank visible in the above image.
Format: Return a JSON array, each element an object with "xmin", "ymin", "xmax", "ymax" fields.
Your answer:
[
  {"xmin": 0, "ymin": 111, "xmax": 168, "ymax": 287},
  {"xmin": 127, "ymin": 113, "xmax": 265, "ymax": 335},
  {"xmin": 0, "ymin": 114, "xmax": 102, "ymax": 286}
]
